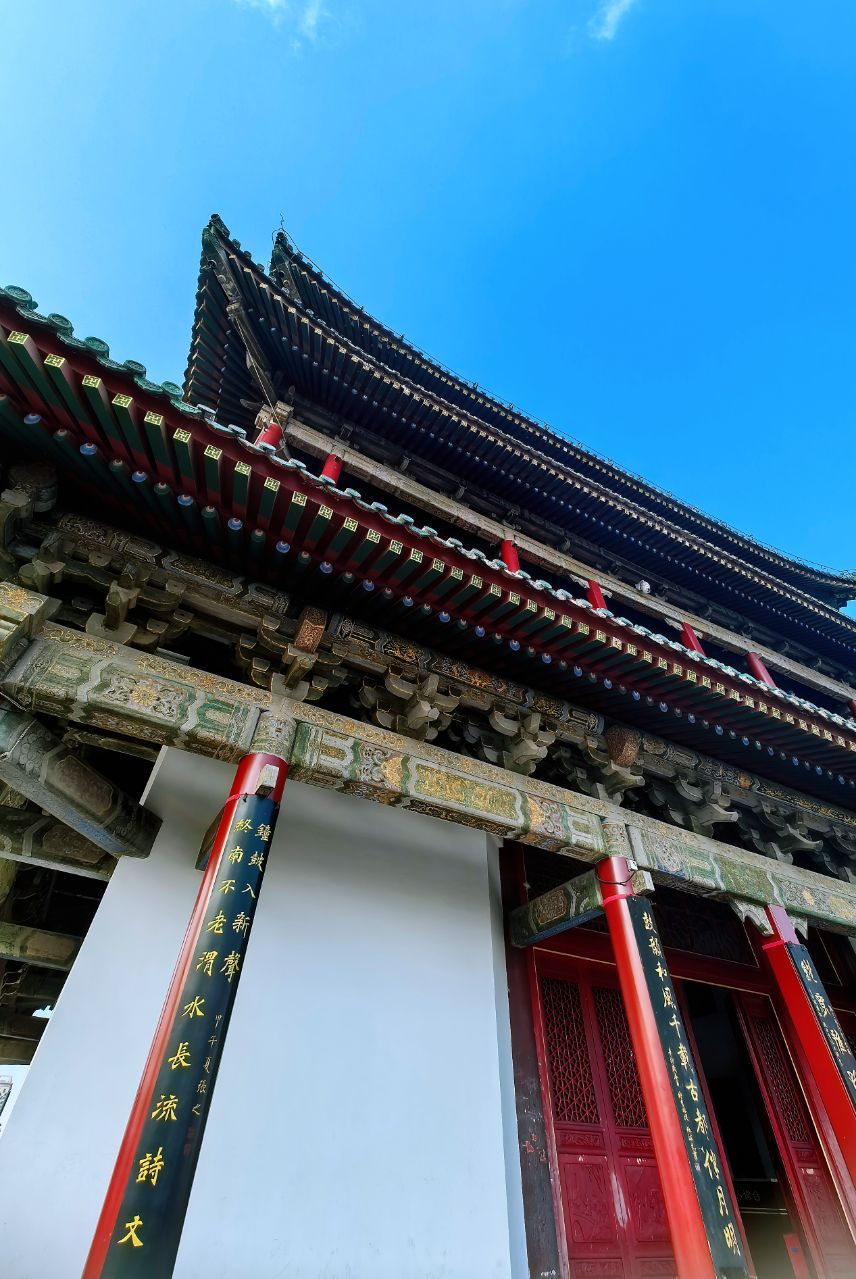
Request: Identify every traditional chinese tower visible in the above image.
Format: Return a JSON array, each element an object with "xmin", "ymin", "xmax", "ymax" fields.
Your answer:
[{"xmin": 0, "ymin": 216, "xmax": 855, "ymax": 1277}]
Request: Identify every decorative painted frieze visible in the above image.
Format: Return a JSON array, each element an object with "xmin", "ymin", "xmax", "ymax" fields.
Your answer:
[
  {"xmin": 509, "ymin": 863, "xmax": 654, "ymax": 947},
  {"xmin": 289, "ymin": 713, "xmax": 605, "ymax": 855},
  {"xmin": 4, "ymin": 625, "xmax": 266, "ymax": 763},
  {"xmin": 3, "ymin": 585, "xmax": 856, "ymax": 930},
  {"xmin": 0, "ymin": 579, "xmax": 56, "ymax": 673},
  {"xmin": 0, "ymin": 805, "xmax": 114, "ymax": 879}
]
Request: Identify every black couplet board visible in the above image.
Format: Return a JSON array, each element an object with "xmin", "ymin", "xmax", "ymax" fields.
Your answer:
[
  {"xmin": 784, "ymin": 939, "xmax": 856, "ymax": 1108},
  {"xmin": 102, "ymin": 792, "xmax": 278, "ymax": 1277},
  {"xmin": 627, "ymin": 894, "xmax": 750, "ymax": 1278}
]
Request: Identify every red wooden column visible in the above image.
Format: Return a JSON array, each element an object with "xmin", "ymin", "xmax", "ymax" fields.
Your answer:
[
  {"xmin": 83, "ymin": 751, "xmax": 289, "ymax": 1278},
  {"xmin": 596, "ymin": 857, "xmax": 748, "ymax": 1279},
  {"xmin": 762, "ymin": 904, "xmax": 856, "ymax": 1183}
]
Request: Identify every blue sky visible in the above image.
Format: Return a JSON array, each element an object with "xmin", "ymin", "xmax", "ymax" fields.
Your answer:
[
  {"xmin": 1, "ymin": 0, "xmax": 855, "ymax": 582},
  {"xmin": 0, "ymin": 0, "xmax": 854, "ymax": 1124}
]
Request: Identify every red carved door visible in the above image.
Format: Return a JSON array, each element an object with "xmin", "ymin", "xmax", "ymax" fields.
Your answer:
[
  {"xmin": 538, "ymin": 964, "xmax": 673, "ymax": 1278},
  {"xmin": 736, "ymin": 993, "xmax": 856, "ymax": 1278}
]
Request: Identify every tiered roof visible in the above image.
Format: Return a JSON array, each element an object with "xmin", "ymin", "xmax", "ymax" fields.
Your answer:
[
  {"xmin": 185, "ymin": 215, "xmax": 856, "ymax": 622},
  {"xmin": 3, "ymin": 275, "xmax": 856, "ymax": 802},
  {"xmin": 4, "ymin": 217, "xmax": 854, "ymax": 798}
]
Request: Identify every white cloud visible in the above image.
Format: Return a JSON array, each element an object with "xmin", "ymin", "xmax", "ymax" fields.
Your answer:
[
  {"xmin": 299, "ymin": 0, "xmax": 325, "ymax": 39},
  {"xmin": 589, "ymin": 0, "xmax": 637, "ymax": 41},
  {"xmin": 234, "ymin": 0, "xmax": 290, "ymax": 16},
  {"xmin": 232, "ymin": 0, "xmax": 330, "ymax": 47}
]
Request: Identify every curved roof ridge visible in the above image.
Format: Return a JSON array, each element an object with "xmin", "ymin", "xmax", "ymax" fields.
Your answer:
[
  {"xmin": 269, "ymin": 225, "xmax": 850, "ymax": 591},
  {"xmin": 196, "ymin": 225, "xmax": 852, "ymax": 631},
  {"xmin": 275, "ymin": 287, "xmax": 850, "ymax": 623}
]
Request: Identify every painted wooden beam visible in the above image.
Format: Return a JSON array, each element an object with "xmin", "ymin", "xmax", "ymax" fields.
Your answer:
[
  {"xmin": 0, "ymin": 1036, "xmax": 36, "ymax": 1066},
  {"xmin": 4, "ymin": 622, "xmax": 266, "ymax": 765},
  {"xmin": 12, "ymin": 969, "xmax": 64, "ymax": 1007},
  {"xmin": 509, "ymin": 867, "xmax": 603, "ymax": 946},
  {"xmin": 0, "ymin": 705, "xmax": 159, "ymax": 858},
  {"xmin": 0, "ymin": 1012, "xmax": 47, "ymax": 1042},
  {"xmin": 0, "ymin": 579, "xmax": 55, "ymax": 675},
  {"xmin": 287, "ymin": 706, "xmax": 856, "ymax": 936},
  {"xmin": 6, "ymin": 612, "xmax": 856, "ymax": 934},
  {"xmin": 509, "ymin": 865, "xmax": 653, "ymax": 947},
  {"xmin": 0, "ymin": 806, "xmax": 115, "ymax": 880},
  {"xmin": 0, "ymin": 921, "xmax": 81, "ymax": 970}
]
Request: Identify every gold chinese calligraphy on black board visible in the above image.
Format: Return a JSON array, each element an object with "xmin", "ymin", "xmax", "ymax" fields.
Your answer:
[
  {"xmin": 784, "ymin": 940, "xmax": 856, "ymax": 1108},
  {"xmin": 627, "ymin": 895, "xmax": 749, "ymax": 1278},
  {"xmin": 101, "ymin": 793, "xmax": 278, "ymax": 1276}
]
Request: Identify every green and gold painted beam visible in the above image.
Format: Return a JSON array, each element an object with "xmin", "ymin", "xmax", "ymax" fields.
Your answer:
[
  {"xmin": 0, "ymin": 806, "xmax": 115, "ymax": 880},
  {"xmin": 509, "ymin": 864, "xmax": 654, "ymax": 947},
  {"xmin": 0, "ymin": 706, "xmax": 159, "ymax": 858},
  {"xmin": 0, "ymin": 582, "xmax": 56, "ymax": 674},
  {"xmin": 4, "ymin": 583, "xmax": 856, "ymax": 932},
  {"xmin": 4, "ymin": 624, "xmax": 269, "ymax": 764},
  {"xmin": 285, "ymin": 705, "xmax": 856, "ymax": 933}
]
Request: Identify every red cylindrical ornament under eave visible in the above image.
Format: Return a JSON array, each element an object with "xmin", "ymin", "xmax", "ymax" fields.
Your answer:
[
  {"xmin": 500, "ymin": 539, "xmax": 520, "ymax": 573},
  {"xmin": 320, "ymin": 453, "xmax": 342, "ymax": 483},
  {"xmin": 746, "ymin": 651, "xmax": 776, "ymax": 687},
  {"xmin": 680, "ymin": 622, "xmax": 706, "ymax": 655},
  {"xmin": 255, "ymin": 422, "xmax": 283, "ymax": 449},
  {"xmin": 586, "ymin": 579, "xmax": 607, "ymax": 610}
]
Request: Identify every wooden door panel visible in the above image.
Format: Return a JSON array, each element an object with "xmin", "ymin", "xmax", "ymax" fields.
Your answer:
[
  {"xmin": 539, "ymin": 966, "xmax": 673, "ymax": 1278},
  {"xmin": 797, "ymin": 1166, "xmax": 853, "ymax": 1275},
  {"xmin": 738, "ymin": 993, "xmax": 856, "ymax": 1277},
  {"xmin": 587, "ymin": 982, "xmax": 673, "ymax": 1272},
  {"xmin": 623, "ymin": 1160, "xmax": 670, "ymax": 1245},
  {"xmin": 559, "ymin": 1155, "xmax": 620, "ymax": 1246}
]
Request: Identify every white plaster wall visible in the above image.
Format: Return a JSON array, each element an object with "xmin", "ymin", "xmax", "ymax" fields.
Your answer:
[{"xmin": 0, "ymin": 748, "xmax": 523, "ymax": 1279}]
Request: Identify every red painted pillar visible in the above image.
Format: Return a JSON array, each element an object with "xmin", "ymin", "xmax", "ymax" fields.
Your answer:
[
  {"xmin": 680, "ymin": 622, "xmax": 706, "ymax": 655},
  {"xmin": 746, "ymin": 651, "xmax": 776, "ymax": 687},
  {"xmin": 500, "ymin": 539, "xmax": 520, "ymax": 573},
  {"xmin": 762, "ymin": 905, "xmax": 856, "ymax": 1184},
  {"xmin": 586, "ymin": 579, "xmax": 607, "ymax": 610},
  {"xmin": 83, "ymin": 752, "xmax": 289, "ymax": 1278},
  {"xmin": 597, "ymin": 858, "xmax": 740, "ymax": 1278},
  {"xmin": 255, "ymin": 421, "xmax": 283, "ymax": 449},
  {"xmin": 320, "ymin": 452, "xmax": 342, "ymax": 483}
]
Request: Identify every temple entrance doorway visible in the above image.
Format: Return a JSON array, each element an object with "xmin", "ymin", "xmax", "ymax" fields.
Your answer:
[
  {"xmin": 682, "ymin": 981, "xmax": 852, "ymax": 1278},
  {"xmin": 513, "ymin": 847, "xmax": 856, "ymax": 1278},
  {"xmin": 535, "ymin": 955, "xmax": 856, "ymax": 1277}
]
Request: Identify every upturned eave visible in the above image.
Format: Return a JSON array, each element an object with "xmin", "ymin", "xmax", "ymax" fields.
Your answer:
[{"xmin": 3, "ymin": 293, "xmax": 856, "ymax": 785}]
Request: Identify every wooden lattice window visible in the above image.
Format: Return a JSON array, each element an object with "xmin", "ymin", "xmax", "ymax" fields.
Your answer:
[
  {"xmin": 593, "ymin": 985, "xmax": 648, "ymax": 1129},
  {"xmin": 540, "ymin": 977, "xmax": 600, "ymax": 1125}
]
